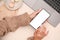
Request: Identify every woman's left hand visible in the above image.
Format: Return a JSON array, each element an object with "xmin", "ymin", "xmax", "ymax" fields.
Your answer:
[{"xmin": 30, "ymin": 9, "xmax": 41, "ymax": 19}]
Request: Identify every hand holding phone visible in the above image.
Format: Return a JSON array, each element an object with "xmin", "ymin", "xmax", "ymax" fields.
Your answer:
[{"xmin": 30, "ymin": 9, "xmax": 50, "ymax": 29}]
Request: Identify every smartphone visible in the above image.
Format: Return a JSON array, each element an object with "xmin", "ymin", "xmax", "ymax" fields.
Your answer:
[{"xmin": 30, "ymin": 9, "xmax": 50, "ymax": 29}]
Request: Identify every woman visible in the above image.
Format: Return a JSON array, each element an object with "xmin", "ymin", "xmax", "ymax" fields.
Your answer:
[
  {"xmin": 27, "ymin": 23, "xmax": 48, "ymax": 40},
  {"xmin": 27, "ymin": 9, "xmax": 48, "ymax": 40},
  {"xmin": 0, "ymin": 2, "xmax": 48, "ymax": 39}
]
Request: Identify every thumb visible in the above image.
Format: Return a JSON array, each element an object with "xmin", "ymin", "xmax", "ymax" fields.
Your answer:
[{"xmin": 30, "ymin": 9, "xmax": 41, "ymax": 19}]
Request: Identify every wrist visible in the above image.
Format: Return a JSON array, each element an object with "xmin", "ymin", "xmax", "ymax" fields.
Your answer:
[
  {"xmin": 33, "ymin": 37, "xmax": 42, "ymax": 40},
  {"xmin": 27, "ymin": 37, "xmax": 42, "ymax": 40}
]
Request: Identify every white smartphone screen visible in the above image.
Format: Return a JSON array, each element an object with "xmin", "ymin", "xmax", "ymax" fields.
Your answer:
[{"xmin": 30, "ymin": 9, "xmax": 50, "ymax": 29}]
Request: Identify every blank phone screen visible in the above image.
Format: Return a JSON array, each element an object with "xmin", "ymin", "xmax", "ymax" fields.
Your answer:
[{"xmin": 30, "ymin": 9, "xmax": 50, "ymax": 29}]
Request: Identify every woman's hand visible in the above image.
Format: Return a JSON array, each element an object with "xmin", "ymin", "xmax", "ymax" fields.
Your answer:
[
  {"xmin": 34, "ymin": 24, "xmax": 48, "ymax": 40},
  {"xmin": 30, "ymin": 9, "xmax": 41, "ymax": 19},
  {"xmin": 28, "ymin": 9, "xmax": 48, "ymax": 40},
  {"xmin": 27, "ymin": 24, "xmax": 48, "ymax": 40}
]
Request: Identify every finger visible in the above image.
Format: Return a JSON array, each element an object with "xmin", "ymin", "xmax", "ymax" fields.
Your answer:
[
  {"xmin": 32, "ymin": 9, "xmax": 41, "ymax": 15},
  {"xmin": 34, "ymin": 28, "xmax": 46, "ymax": 37},
  {"xmin": 39, "ymin": 26, "xmax": 48, "ymax": 36},
  {"xmin": 34, "ymin": 25, "xmax": 47, "ymax": 35},
  {"xmin": 35, "ymin": 32, "xmax": 45, "ymax": 39},
  {"xmin": 40, "ymin": 31, "xmax": 49, "ymax": 38},
  {"xmin": 30, "ymin": 9, "xmax": 41, "ymax": 19},
  {"xmin": 45, "ymin": 31, "xmax": 49, "ymax": 36},
  {"xmin": 37, "ymin": 31, "xmax": 47, "ymax": 38},
  {"xmin": 38, "ymin": 26, "xmax": 46, "ymax": 33}
]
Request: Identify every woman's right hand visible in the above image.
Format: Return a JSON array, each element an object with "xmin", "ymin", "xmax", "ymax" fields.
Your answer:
[
  {"xmin": 27, "ymin": 22, "xmax": 48, "ymax": 40},
  {"xmin": 34, "ymin": 25, "xmax": 48, "ymax": 40}
]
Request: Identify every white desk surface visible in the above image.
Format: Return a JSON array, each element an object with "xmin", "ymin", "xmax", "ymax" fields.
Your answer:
[{"xmin": 1, "ymin": 3, "xmax": 60, "ymax": 40}]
